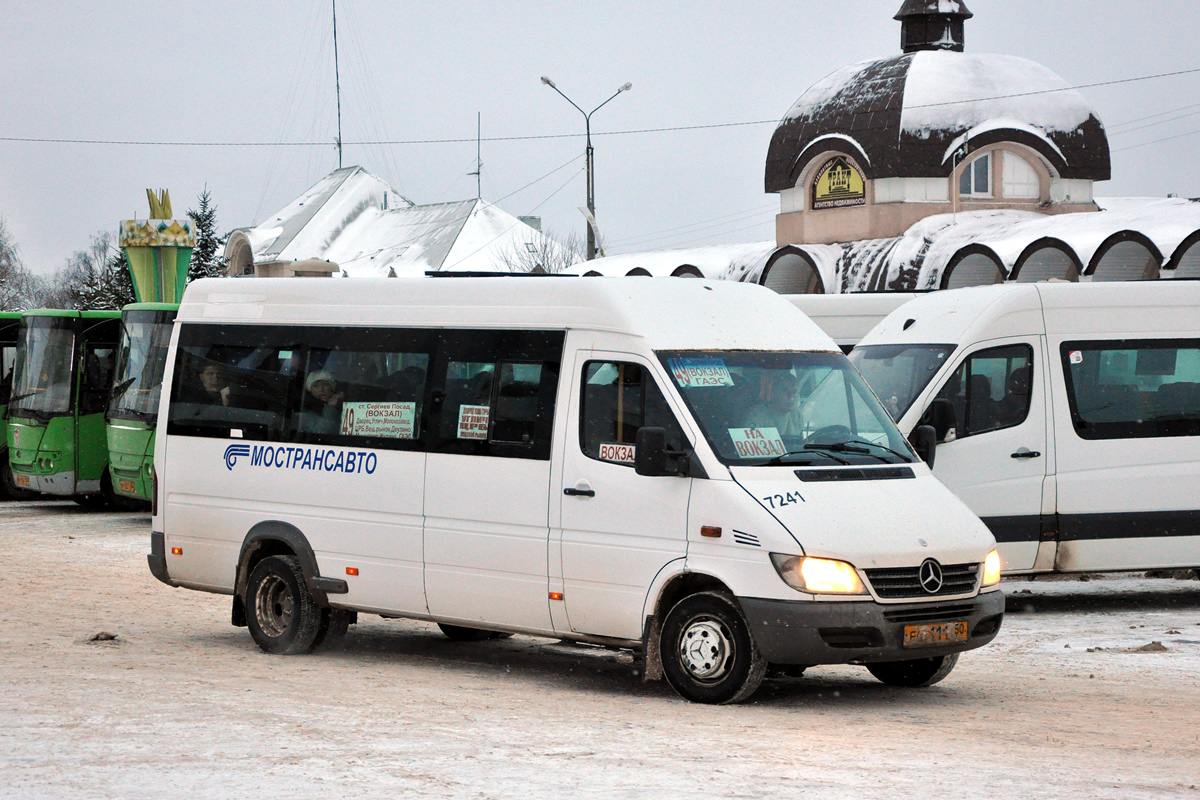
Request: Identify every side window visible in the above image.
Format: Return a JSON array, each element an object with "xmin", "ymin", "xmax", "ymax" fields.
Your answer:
[
  {"xmin": 296, "ymin": 347, "xmax": 430, "ymax": 449},
  {"xmin": 169, "ymin": 338, "xmax": 294, "ymax": 441},
  {"xmin": 580, "ymin": 361, "xmax": 685, "ymax": 468},
  {"xmin": 936, "ymin": 344, "xmax": 1033, "ymax": 438},
  {"xmin": 1062, "ymin": 340, "xmax": 1200, "ymax": 440},
  {"xmin": 430, "ymin": 330, "xmax": 564, "ymax": 460},
  {"xmin": 79, "ymin": 344, "xmax": 116, "ymax": 415}
]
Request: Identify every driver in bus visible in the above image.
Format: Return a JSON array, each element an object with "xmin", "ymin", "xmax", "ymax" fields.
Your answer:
[{"xmin": 746, "ymin": 372, "xmax": 806, "ymax": 435}]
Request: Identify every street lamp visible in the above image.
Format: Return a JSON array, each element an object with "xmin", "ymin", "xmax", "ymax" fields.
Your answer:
[{"xmin": 541, "ymin": 76, "xmax": 632, "ymax": 260}]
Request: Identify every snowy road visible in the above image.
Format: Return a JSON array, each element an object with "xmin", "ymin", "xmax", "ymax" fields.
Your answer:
[{"xmin": 1, "ymin": 501, "xmax": 1198, "ymax": 799}]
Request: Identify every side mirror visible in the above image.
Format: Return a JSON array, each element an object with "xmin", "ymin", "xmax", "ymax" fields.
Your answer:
[
  {"xmin": 922, "ymin": 398, "xmax": 957, "ymax": 443},
  {"xmin": 911, "ymin": 424, "xmax": 938, "ymax": 468},
  {"xmin": 635, "ymin": 427, "xmax": 669, "ymax": 477}
]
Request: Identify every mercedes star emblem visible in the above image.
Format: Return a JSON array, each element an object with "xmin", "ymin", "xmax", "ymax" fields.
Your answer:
[{"xmin": 919, "ymin": 558, "xmax": 944, "ymax": 594}]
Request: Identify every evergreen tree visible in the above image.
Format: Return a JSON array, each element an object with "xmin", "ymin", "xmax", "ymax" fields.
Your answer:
[{"xmin": 186, "ymin": 187, "xmax": 229, "ymax": 282}]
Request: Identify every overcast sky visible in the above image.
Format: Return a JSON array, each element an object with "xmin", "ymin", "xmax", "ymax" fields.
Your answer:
[{"xmin": 3, "ymin": 0, "xmax": 1200, "ymax": 275}]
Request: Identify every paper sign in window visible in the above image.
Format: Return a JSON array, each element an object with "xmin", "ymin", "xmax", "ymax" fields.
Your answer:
[
  {"xmin": 599, "ymin": 442, "xmax": 636, "ymax": 464},
  {"xmin": 457, "ymin": 404, "xmax": 490, "ymax": 440},
  {"xmin": 728, "ymin": 427, "xmax": 787, "ymax": 459},
  {"xmin": 340, "ymin": 402, "xmax": 416, "ymax": 439},
  {"xmin": 669, "ymin": 357, "xmax": 734, "ymax": 388}
]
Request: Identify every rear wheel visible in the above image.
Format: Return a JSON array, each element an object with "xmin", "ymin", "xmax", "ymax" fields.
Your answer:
[
  {"xmin": 0, "ymin": 460, "xmax": 35, "ymax": 501},
  {"xmin": 660, "ymin": 591, "xmax": 766, "ymax": 705},
  {"xmin": 867, "ymin": 653, "xmax": 959, "ymax": 687},
  {"xmin": 246, "ymin": 555, "xmax": 321, "ymax": 655}
]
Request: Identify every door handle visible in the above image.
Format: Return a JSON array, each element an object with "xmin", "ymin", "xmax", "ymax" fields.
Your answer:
[
  {"xmin": 1011, "ymin": 448, "xmax": 1042, "ymax": 459},
  {"xmin": 564, "ymin": 480, "xmax": 595, "ymax": 498}
]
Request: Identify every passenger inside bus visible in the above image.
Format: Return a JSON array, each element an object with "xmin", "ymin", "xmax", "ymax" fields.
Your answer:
[{"xmin": 297, "ymin": 370, "xmax": 343, "ymax": 434}]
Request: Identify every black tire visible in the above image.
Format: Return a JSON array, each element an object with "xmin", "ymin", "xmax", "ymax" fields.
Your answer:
[
  {"xmin": 867, "ymin": 653, "xmax": 959, "ymax": 687},
  {"xmin": 312, "ymin": 608, "xmax": 354, "ymax": 651},
  {"xmin": 660, "ymin": 591, "xmax": 766, "ymax": 705},
  {"xmin": 245, "ymin": 555, "xmax": 322, "ymax": 655},
  {"xmin": 437, "ymin": 623, "xmax": 498, "ymax": 642},
  {"xmin": 0, "ymin": 459, "xmax": 35, "ymax": 501},
  {"xmin": 73, "ymin": 493, "xmax": 109, "ymax": 509}
]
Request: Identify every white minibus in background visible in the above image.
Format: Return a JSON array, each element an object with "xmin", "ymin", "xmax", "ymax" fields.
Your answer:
[
  {"xmin": 785, "ymin": 293, "xmax": 916, "ymax": 353},
  {"xmin": 851, "ymin": 281, "xmax": 1200, "ymax": 576},
  {"xmin": 149, "ymin": 277, "xmax": 1002, "ymax": 704}
]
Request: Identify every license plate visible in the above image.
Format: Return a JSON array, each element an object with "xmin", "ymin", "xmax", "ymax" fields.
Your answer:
[
  {"xmin": 119, "ymin": 480, "xmax": 136, "ymax": 493},
  {"xmin": 15, "ymin": 474, "xmax": 30, "ymax": 487},
  {"xmin": 904, "ymin": 621, "xmax": 968, "ymax": 648}
]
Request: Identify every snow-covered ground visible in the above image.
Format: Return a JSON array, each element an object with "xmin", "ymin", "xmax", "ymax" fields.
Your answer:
[{"xmin": 1, "ymin": 502, "xmax": 1198, "ymax": 799}]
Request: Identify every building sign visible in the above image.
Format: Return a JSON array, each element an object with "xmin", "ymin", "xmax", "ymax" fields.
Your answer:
[{"xmin": 811, "ymin": 156, "xmax": 866, "ymax": 210}]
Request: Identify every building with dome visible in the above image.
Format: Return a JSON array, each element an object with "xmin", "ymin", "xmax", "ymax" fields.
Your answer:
[{"xmin": 586, "ymin": 0, "xmax": 1200, "ymax": 293}]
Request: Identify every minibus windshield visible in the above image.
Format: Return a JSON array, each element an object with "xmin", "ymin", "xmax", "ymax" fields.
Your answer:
[
  {"xmin": 659, "ymin": 350, "xmax": 916, "ymax": 466},
  {"xmin": 849, "ymin": 344, "xmax": 956, "ymax": 421},
  {"xmin": 9, "ymin": 319, "xmax": 75, "ymax": 418},
  {"xmin": 109, "ymin": 315, "xmax": 174, "ymax": 421}
]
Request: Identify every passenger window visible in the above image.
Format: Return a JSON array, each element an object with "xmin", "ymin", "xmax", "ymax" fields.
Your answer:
[
  {"xmin": 580, "ymin": 361, "xmax": 685, "ymax": 468},
  {"xmin": 297, "ymin": 348, "xmax": 429, "ymax": 445},
  {"xmin": 1062, "ymin": 339, "xmax": 1200, "ymax": 440},
  {"xmin": 169, "ymin": 342, "xmax": 294, "ymax": 441},
  {"xmin": 936, "ymin": 345, "xmax": 1033, "ymax": 439},
  {"xmin": 430, "ymin": 330, "xmax": 564, "ymax": 460}
]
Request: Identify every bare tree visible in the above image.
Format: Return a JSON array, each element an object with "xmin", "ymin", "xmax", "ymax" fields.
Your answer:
[
  {"xmin": 0, "ymin": 215, "xmax": 42, "ymax": 311},
  {"xmin": 46, "ymin": 230, "xmax": 136, "ymax": 310},
  {"xmin": 495, "ymin": 228, "xmax": 587, "ymax": 274}
]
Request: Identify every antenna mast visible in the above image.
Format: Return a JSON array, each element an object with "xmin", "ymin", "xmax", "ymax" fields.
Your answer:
[
  {"xmin": 468, "ymin": 112, "xmax": 482, "ymax": 200},
  {"xmin": 333, "ymin": 0, "xmax": 343, "ymax": 169}
]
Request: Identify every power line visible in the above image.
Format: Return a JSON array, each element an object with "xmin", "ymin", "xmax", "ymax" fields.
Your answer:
[{"xmin": 1112, "ymin": 127, "xmax": 1200, "ymax": 153}]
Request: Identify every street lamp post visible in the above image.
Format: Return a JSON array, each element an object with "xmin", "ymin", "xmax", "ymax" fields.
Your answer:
[{"xmin": 541, "ymin": 76, "xmax": 632, "ymax": 261}]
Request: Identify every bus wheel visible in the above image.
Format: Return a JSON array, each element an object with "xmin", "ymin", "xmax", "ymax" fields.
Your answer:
[
  {"xmin": 660, "ymin": 591, "xmax": 766, "ymax": 705},
  {"xmin": 246, "ymin": 555, "xmax": 321, "ymax": 655},
  {"xmin": 73, "ymin": 493, "xmax": 109, "ymax": 509},
  {"xmin": 866, "ymin": 653, "xmax": 959, "ymax": 687},
  {"xmin": 312, "ymin": 608, "xmax": 354, "ymax": 651},
  {"xmin": 0, "ymin": 461, "xmax": 34, "ymax": 501}
]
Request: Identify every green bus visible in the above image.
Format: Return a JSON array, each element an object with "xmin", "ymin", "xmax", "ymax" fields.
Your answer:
[
  {"xmin": 6, "ymin": 309, "xmax": 126, "ymax": 505},
  {"xmin": 107, "ymin": 303, "xmax": 178, "ymax": 501},
  {"xmin": 0, "ymin": 311, "xmax": 31, "ymax": 498}
]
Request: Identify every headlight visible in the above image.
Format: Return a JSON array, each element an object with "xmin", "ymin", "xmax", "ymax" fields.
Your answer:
[
  {"xmin": 770, "ymin": 554, "xmax": 867, "ymax": 595},
  {"xmin": 982, "ymin": 549, "xmax": 1002, "ymax": 587}
]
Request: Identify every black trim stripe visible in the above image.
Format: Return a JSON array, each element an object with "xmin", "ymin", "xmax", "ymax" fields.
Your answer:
[{"xmin": 983, "ymin": 511, "xmax": 1200, "ymax": 542}]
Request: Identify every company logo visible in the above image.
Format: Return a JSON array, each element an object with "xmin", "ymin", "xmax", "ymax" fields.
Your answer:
[
  {"xmin": 222, "ymin": 443, "xmax": 378, "ymax": 475},
  {"xmin": 918, "ymin": 559, "xmax": 944, "ymax": 594},
  {"xmin": 224, "ymin": 444, "xmax": 252, "ymax": 471}
]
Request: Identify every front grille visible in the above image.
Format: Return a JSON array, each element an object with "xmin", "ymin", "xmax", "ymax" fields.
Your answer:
[
  {"xmin": 883, "ymin": 603, "xmax": 978, "ymax": 624},
  {"xmin": 864, "ymin": 562, "xmax": 980, "ymax": 599}
]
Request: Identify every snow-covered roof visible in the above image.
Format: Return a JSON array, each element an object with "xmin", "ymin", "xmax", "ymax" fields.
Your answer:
[
  {"xmin": 582, "ymin": 243, "xmax": 779, "ymax": 281},
  {"xmin": 228, "ymin": 167, "xmax": 576, "ymax": 277},
  {"xmin": 765, "ymin": 51, "xmax": 1110, "ymax": 191}
]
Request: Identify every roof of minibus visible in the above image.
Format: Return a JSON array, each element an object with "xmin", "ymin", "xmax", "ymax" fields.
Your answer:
[
  {"xmin": 857, "ymin": 280, "xmax": 1200, "ymax": 347},
  {"xmin": 178, "ymin": 276, "xmax": 840, "ymax": 352}
]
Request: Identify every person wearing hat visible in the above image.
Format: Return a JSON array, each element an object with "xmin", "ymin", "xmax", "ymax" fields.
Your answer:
[{"xmin": 298, "ymin": 370, "xmax": 344, "ymax": 434}]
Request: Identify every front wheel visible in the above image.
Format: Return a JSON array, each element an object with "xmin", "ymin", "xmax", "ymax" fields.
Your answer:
[
  {"xmin": 866, "ymin": 653, "xmax": 959, "ymax": 687},
  {"xmin": 246, "ymin": 555, "xmax": 322, "ymax": 655},
  {"xmin": 660, "ymin": 591, "xmax": 766, "ymax": 705}
]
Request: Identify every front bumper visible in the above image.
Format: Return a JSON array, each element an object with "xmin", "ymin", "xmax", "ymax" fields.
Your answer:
[
  {"xmin": 740, "ymin": 590, "xmax": 1005, "ymax": 665},
  {"xmin": 9, "ymin": 467, "xmax": 77, "ymax": 495}
]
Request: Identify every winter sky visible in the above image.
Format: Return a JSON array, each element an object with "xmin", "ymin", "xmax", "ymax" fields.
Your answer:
[{"xmin": 3, "ymin": 0, "xmax": 1200, "ymax": 275}]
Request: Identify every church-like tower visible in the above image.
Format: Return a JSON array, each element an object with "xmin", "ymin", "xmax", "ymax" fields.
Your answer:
[{"xmin": 895, "ymin": 0, "xmax": 973, "ymax": 53}]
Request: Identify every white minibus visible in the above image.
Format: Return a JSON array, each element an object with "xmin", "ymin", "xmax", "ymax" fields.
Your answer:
[
  {"xmin": 785, "ymin": 293, "xmax": 917, "ymax": 353},
  {"xmin": 851, "ymin": 281, "xmax": 1200, "ymax": 576},
  {"xmin": 149, "ymin": 277, "xmax": 1002, "ymax": 704}
]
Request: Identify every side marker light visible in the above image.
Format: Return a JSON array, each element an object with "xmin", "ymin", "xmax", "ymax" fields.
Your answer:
[
  {"xmin": 171, "ymin": 547, "xmax": 182, "ymax": 555},
  {"xmin": 549, "ymin": 591, "xmax": 564, "ymax": 601},
  {"xmin": 346, "ymin": 567, "xmax": 359, "ymax": 576},
  {"xmin": 700, "ymin": 526, "xmax": 722, "ymax": 538}
]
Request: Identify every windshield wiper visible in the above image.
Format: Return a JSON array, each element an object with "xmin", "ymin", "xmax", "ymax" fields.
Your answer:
[
  {"xmin": 841, "ymin": 438, "xmax": 915, "ymax": 463},
  {"xmin": 109, "ymin": 377, "xmax": 136, "ymax": 399},
  {"xmin": 803, "ymin": 441, "xmax": 892, "ymax": 464},
  {"xmin": 764, "ymin": 447, "xmax": 851, "ymax": 466},
  {"xmin": 6, "ymin": 391, "xmax": 39, "ymax": 404}
]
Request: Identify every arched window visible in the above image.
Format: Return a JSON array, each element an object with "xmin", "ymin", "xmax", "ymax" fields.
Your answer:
[
  {"xmin": 941, "ymin": 246, "xmax": 1006, "ymax": 289},
  {"xmin": 1012, "ymin": 239, "xmax": 1081, "ymax": 283},
  {"xmin": 1169, "ymin": 231, "xmax": 1200, "ymax": 279},
  {"xmin": 1002, "ymin": 152, "xmax": 1040, "ymax": 199},
  {"xmin": 759, "ymin": 248, "xmax": 824, "ymax": 294},
  {"xmin": 959, "ymin": 153, "xmax": 992, "ymax": 198},
  {"xmin": 1087, "ymin": 232, "xmax": 1161, "ymax": 282},
  {"xmin": 625, "ymin": 268, "xmax": 652, "ymax": 277},
  {"xmin": 671, "ymin": 265, "xmax": 704, "ymax": 278}
]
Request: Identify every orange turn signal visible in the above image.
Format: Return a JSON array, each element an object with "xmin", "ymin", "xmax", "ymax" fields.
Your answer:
[
  {"xmin": 548, "ymin": 591, "xmax": 563, "ymax": 601},
  {"xmin": 701, "ymin": 526, "xmax": 722, "ymax": 538},
  {"xmin": 346, "ymin": 567, "xmax": 359, "ymax": 576},
  {"xmin": 171, "ymin": 547, "xmax": 182, "ymax": 555}
]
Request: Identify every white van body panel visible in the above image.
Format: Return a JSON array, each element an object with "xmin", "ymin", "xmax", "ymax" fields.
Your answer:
[
  {"xmin": 858, "ymin": 281, "xmax": 1200, "ymax": 575},
  {"xmin": 785, "ymin": 293, "xmax": 916, "ymax": 350}
]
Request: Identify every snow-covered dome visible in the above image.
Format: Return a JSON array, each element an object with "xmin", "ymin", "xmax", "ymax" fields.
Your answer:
[{"xmin": 765, "ymin": 45, "xmax": 1111, "ymax": 192}]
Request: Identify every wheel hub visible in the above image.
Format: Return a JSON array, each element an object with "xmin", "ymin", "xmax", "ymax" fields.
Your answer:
[
  {"xmin": 255, "ymin": 574, "xmax": 294, "ymax": 637},
  {"xmin": 679, "ymin": 617, "xmax": 733, "ymax": 681}
]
